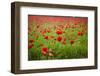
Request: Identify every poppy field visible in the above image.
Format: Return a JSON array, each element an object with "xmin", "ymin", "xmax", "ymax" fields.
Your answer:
[{"xmin": 28, "ymin": 15, "xmax": 88, "ymax": 60}]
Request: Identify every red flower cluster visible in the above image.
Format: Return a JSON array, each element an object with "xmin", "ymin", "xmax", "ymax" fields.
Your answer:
[
  {"xmin": 77, "ymin": 31, "xmax": 83, "ymax": 36},
  {"xmin": 44, "ymin": 36, "xmax": 48, "ymax": 40},
  {"xmin": 57, "ymin": 36, "xmax": 62, "ymax": 41},
  {"xmin": 56, "ymin": 30, "xmax": 62, "ymax": 35},
  {"xmin": 41, "ymin": 47, "xmax": 48, "ymax": 55},
  {"xmin": 28, "ymin": 39, "xmax": 34, "ymax": 49}
]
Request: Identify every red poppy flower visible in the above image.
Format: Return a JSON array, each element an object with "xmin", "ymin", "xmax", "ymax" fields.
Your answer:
[
  {"xmin": 70, "ymin": 40, "xmax": 74, "ymax": 45},
  {"xmin": 41, "ymin": 47, "xmax": 48, "ymax": 55},
  {"xmin": 77, "ymin": 31, "xmax": 83, "ymax": 36},
  {"xmin": 29, "ymin": 39, "xmax": 34, "ymax": 43},
  {"xmin": 42, "ymin": 47, "xmax": 48, "ymax": 52},
  {"xmin": 28, "ymin": 44, "xmax": 34, "ymax": 49},
  {"xmin": 44, "ymin": 36, "xmax": 48, "ymax": 40},
  {"xmin": 57, "ymin": 36, "xmax": 62, "ymax": 41},
  {"xmin": 56, "ymin": 30, "xmax": 62, "ymax": 35}
]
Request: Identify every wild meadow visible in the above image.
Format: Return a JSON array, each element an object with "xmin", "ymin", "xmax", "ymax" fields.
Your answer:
[{"xmin": 28, "ymin": 15, "xmax": 88, "ymax": 60}]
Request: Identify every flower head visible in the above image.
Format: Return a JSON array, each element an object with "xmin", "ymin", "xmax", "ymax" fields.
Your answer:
[
  {"xmin": 44, "ymin": 36, "xmax": 48, "ymax": 40},
  {"xmin": 56, "ymin": 30, "xmax": 62, "ymax": 35},
  {"xmin": 41, "ymin": 47, "xmax": 48, "ymax": 55},
  {"xmin": 57, "ymin": 36, "xmax": 62, "ymax": 41},
  {"xmin": 77, "ymin": 31, "xmax": 83, "ymax": 36}
]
